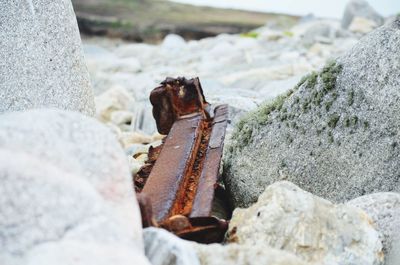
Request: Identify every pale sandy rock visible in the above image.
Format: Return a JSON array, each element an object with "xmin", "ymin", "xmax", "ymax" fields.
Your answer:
[
  {"xmin": 95, "ymin": 85, "xmax": 135, "ymax": 122},
  {"xmin": 227, "ymin": 181, "xmax": 383, "ymax": 265},
  {"xmin": 119, "ymin": 132, "xmax": 153, "ymax": 148},
  {"xmin": 349, "ymin": 17, "xmax": 378, "ymax": 34},
  {"xmin": 110, "ymin": 110, "xmax": 134, "ymax": 127}
]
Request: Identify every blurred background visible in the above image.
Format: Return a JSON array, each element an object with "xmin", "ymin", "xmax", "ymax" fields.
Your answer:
[{"xmin": 71, "ymin": 0, "xmax": 399, "ymax": 42}]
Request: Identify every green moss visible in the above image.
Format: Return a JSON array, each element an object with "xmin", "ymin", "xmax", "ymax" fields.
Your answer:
[
  {"xmin": 344, "ymin": 117, "xmax": 350, "ymax": 127},
  {"xmin": 328, "ymin": 114, "xmax": 340, "ymax": 128},
  {"xmin": 240, "ymin": 31, "xmax": 259, "ymax": 38},
  {"xmin": 320, "ymin": 61, "xmax": 343, "ymax": 92},
  {"xmin": 325, "ymin": 100, "xmax": 333, "ymax": 111},
  {"xmin": 348, "ymin": 90, "xmax": 354, "ymax": 106},
  {"xmin": 230, "ymin": 89, "xmax": 294, "ymax": 151},
  {"xmin": 229, "ymin": 60, "xmax": 343, "ymax": 154},
  {"xmin": 307, "ymin": 71, "xmax": 318, "ymax": 89},
  {"xmin": 363, "ymin": 121, "xmax": 369, "ymax": 129},
  {"xmin": 351, "ymin": 116, "xmax": 358, "ymax": 126},
  {"xmin": 328, "ymin": 131, "xmax": 334, "ymax": 143}
]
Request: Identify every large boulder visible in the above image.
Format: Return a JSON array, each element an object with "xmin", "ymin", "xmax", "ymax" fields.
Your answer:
[
  {"xmin": 226, "ymin": 181, "xmax": 383, "ymax": 265},
  {"xmin": 0, "ymin": 109, "xmax": 148, "ymax": 264},
  {"xmin": 0, "ymin": 0, "xmax": 94, "ymax": 115},
  {"xmin": 341, "ymin": 0, "xmax": 384, "ymax": 29},
  {"xmin": 224, "ymin": 20, "xmax": 400, "ymax": 208}
]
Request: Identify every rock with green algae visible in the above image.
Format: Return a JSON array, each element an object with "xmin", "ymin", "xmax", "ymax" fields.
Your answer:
[{"xmin": 223, "ymin": 19, "xmax": 400, "ymax": 208}]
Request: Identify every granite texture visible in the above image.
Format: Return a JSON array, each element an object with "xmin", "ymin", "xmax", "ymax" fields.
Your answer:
[
  {"xmin": 0, "ymin": 0, "xmax": 94, "ymax": 115},
  {"xmin": 224, "ymin": 20, "xmax": 400, "ymax": 208}
]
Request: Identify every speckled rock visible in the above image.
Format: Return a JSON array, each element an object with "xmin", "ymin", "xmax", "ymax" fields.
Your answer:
[
  {"xmin": 143, "ymin": 228, "xmax": 200, "ymax": 265},
  {"xmin": 0, "ymin": 0, "xmax": 94, "ymax": 115},
  {"xmin": 341, "ymin": 0, "xmax": 384, "ymax": 29},
  {"xmin": 0, "ymin": 149, "xmax": 149, "ymax": 265},
  {"xmin": 193, "ymin": 243, "xmax": 309, "ymax": 265},
  {"xmin": 0, "ymin": 109, "xmax": 134, "ymax": 206},
  {"xmin": 347, "ymin": 193, "xmax": 400, "ymax": 255},
  {"xmin": 224, "ymin": 20, "xmax": 400, "ymax": 208},
  {"xmin": 226, "ymin": 181, "xmax": 383, "ymax": 265}
]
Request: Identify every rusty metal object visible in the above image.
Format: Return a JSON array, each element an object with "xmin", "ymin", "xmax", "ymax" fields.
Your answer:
[
  {"xmin": 135, "ymin": 77, "xmax": 229, "ymax": 243},
  {"xmin": 150, "ymin": 77, "xmax": 210, "ymax": 135}
]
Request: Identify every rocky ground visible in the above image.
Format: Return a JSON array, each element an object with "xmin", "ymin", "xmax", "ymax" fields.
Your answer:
[{"xmin": 1, "ymin": 0, "xmax": 400, "ymax": 265}]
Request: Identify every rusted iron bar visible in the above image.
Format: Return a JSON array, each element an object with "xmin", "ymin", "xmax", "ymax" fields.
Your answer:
[{"xmin": 134, "ymin": 77, "xmax": 229, "ymax": 243}]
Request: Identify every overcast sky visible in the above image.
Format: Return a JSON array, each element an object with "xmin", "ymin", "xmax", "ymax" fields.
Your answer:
[{"xmin": 169, "ymin": 0, "xmax": 400, "ymax": 18}]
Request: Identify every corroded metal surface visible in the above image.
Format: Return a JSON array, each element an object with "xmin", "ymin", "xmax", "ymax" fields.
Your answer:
[
  {"xmin": 190, "ymin": 104, "xmax": 229, "ymax": 218},
  {"xmin": 135, "ymin": 77, "xmax": 229, "ymax": 243},
  {"xmin": 141, "ymin": 114, "xmax": 204, "ymax": 222},
  {"xmin": 150, "ymin": 77, "xmax": 209, "ymax": 135}
]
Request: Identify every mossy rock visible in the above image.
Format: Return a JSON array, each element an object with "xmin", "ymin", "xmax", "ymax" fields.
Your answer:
[{"xmin": 224, "ymin": 20, "xmax": 400, "ymax": 208}]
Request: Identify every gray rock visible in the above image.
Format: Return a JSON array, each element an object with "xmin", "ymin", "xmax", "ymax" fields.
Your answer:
[
  {"xmin": 0, "ymin": 109, "xmax": 133, "ymax": 204},
  {"xmin": 347, "ymin": 193, "xmax": 400, "ymax": 255},
  {"xmin": 224, "ymin": 20, "xmax": 400, "ymax": 208},
  {"xmin": 0, "ymin": 149, "xmax": 149, "ymax": 265},
  {"xmin": 302, "ymin": 23, "xmax": 335, "ymax": 45},
  {"xmin": 227, "ymin": 181, "xmax": 383, "ymax": 265},
  {"xmin": 143, "ymin": 228, "xmax": 200, "ymax": 265},
  {"xmin": 0, "ymin": 0, "xmax": 94, "ymax": 115},
  {"xmin": 341, "ymin": 0, "xmax": 384, "ymax": 29}
]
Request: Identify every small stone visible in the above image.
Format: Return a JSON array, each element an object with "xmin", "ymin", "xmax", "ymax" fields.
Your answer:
[
  {"xmin": 119, "ymin": 132, "xmax": 153, "ymax": 148},
  {"xmin": 162, "ymin": 34, "xmax": 186, "ymax": 50},
  {"xmin": 110, "ymin": 110, "xmax": 134, "ymax": 127},
  {"xmin": 95, "ymin": 86, "xmax": 135, "ymax": 122},
  {"xmin": 143, "ymin": 227, "xmax": 200, "ymax": 265}
]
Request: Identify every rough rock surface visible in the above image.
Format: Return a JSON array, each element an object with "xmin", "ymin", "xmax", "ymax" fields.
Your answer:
[
  {"xmin": 0, "ymin": 0, "xmax": 94, "ymax": 115},
  {"xmin": 0, "ymin": 109, "xmax": 146, "ymax": 259},
  {"xmin": 193, "ymin": 243, "xmax": 308, "ymax": 265},
  {"xmin": 143, "ymin": 228, "xmax": 200, "ymax": 265},
  {"xmin": 341, "ymin": 0, "xmax": 384, "ymax": 29},
  {"xmin": 226, "ymin": 181, "xmax": 383, "ymax": 265},
  {"xmin": 224, "ymin": 20, "xmax": 400, "ymax": 208},
  {"xmin": 348, "ymin": 193, "xmax": 400, "ymax": 255},
  {"xmin": 0, "ymin": 149, "xmax": 149, "ymax": 265},
  {"xmin": 0, "ymin": 109, "xmax": 132, "ymax": 204}
]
